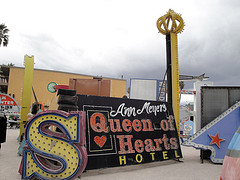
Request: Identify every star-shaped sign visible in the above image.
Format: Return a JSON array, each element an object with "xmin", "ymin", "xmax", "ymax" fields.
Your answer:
[{"xmin": 209, "ymin": 132, "xmax": 225, "ymax": 148}]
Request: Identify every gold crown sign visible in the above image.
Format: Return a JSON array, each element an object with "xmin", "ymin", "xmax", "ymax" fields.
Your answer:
[{"xmin": 156, "ymin": 9, "xmax": 184, "ymax": 35}]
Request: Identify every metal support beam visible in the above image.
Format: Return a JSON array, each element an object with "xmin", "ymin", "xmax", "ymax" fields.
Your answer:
[{"xmin": 166, "ymin": 33, "xmax": 172, "ymax": 104}]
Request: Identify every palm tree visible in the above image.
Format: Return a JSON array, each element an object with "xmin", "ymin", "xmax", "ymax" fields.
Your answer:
[
  {"xmin": 179, "ymin": 81, "xmax": 185, "ymax": 101},
  {"xmin": 0, "ymin": 24, "xmax": 9, "ymax": 47},
  {"xmin": 7, "ymin": 63, "xmax": 14, "ymax": 66}
]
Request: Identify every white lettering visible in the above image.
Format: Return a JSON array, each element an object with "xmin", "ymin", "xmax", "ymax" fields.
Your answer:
[
  {"xmin": 111, "ymin": 102, "xmax": 168, "ymax": 117},
  {"xmin": 110, "ymin": 103, "xmax": 137, "ymax": 117}
]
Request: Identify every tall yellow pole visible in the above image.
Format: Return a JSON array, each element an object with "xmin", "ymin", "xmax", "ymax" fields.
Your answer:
[
  {"xmin": 170, "ymin": 32, "xmax": 180, "ymax": 135},
  {"xmin": 157, "ymin": 9, "xmax": 184, "ymax": 136},
  {"xmin": 19, "ymin": 55, "xmax": 34, "ymax": 141}
]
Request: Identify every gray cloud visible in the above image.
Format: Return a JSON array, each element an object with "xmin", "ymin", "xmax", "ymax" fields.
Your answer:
[{"xmin": 1, "ymin": 0, "xmax": 239, "ymax": 91}]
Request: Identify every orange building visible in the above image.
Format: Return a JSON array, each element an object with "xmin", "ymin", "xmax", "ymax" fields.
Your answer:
[{"xmin": 1, "ymin": 66, "xmax": 126, "ymax": 110}]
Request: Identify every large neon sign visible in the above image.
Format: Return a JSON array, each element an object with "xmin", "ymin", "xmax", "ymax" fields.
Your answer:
[
  {"xmin": 20, "ymin": 110, "xmax": 87, "ymax": 180},
  {"xmin": 77, "ymin": 95, "xmax": 182, "ymax": 170}
]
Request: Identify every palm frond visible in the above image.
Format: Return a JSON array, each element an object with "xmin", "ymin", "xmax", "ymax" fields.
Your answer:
[{"xmin": 0, "ymin": 23, "xmax": 9, "ymax": 47}]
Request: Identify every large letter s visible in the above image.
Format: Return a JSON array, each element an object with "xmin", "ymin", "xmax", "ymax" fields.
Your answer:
[{"xmin": 21, "ymin": 110, "xmax": 87, "ymax": 180}]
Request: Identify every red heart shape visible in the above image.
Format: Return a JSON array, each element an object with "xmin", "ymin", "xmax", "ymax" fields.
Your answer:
[{"xmin": 94, "ymin": 135, "xmax": 107, "ymax": 148}]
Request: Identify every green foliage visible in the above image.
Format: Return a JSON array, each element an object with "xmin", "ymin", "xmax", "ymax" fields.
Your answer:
[
  {"xmin": 179, "ymin": 81, "xmax": 184, "ymax": 91},
  {"xmin": 0, "ymin": 63, "xmax": 15, "ymax": 67},
  {"xmin": 0, "ymin": 23, "xmax": 9, "ymax": 47},
  {"xmin": 7, "ymin": 63, "xmax": 14, "ymax": 66}
]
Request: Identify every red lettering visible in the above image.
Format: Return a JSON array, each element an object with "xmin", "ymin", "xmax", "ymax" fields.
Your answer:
[
  {"xmin": 116, "ymin": 135, "xmax": 135, "ymax": 154},
  {"xmin": 132, "ymin": 119, "xmax": 142, "ymax": 132},
  {"xmin": 144, "ymin": 139, "xmax": 155, "ymax": 152},
  {"xmin": 108, "ymin": 119, "xmax": 122, "ymax": 132},
  {"xmin": 141, "ymin": 119, "xmax": 154, "ymax": 132},
  {"xmin": 170, "ymin": 137, "xmax": 179, "ymax": 149},
  {"xmin": 168, "ymin": 115, "xmax": 175, "ymax": 131},
  {"xmin": 154, "ymin": 138, "xmax": 163, "ymax": 151},
  {"xmin": 122, "ymin": 119, "xmax": 132, "ymax": 132},
  {"xmin": 162, "ymin": 134, "xmax": 170, "ymax": 150},
  {"xmin": 90, "ymin": 113, "xmax": 109, "ymax": 133},
  {"xmin": 134, "ymin": 139, "xmax": 144, "ymax": 153},
  {"xmin": 161, "ymin": 120, "xmax": 169, "ymax": 131}
]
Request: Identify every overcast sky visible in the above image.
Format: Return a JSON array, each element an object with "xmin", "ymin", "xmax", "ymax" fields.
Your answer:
[{"xmin": 1, "ymin": 0, "xmax": 240, "ymax": 92}]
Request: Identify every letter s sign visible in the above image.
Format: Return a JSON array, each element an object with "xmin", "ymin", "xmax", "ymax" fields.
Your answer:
[{"xmin": 20, "ymin": 110, "xmax": 87, "ymax": 180}]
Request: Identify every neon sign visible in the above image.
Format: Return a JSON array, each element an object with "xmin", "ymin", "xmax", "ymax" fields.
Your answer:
[
  {"xmin": 78, "ymin": 95, "xmax": 182, "ymax": 169},
  {"xmin": 20, "ymin": 110, "xmax": 87, "ymax": 180}
]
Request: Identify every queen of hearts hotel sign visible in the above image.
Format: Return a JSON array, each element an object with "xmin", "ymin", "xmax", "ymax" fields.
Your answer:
[
  {"xmin": 0, "ymin": 93, "xmax": 20, "ymax": 114},
  {"xmin": 19, "ymin": 94, "xmax": 182, "ymax": 179},
  {"xmin": 77, "ymin": 95, "xmax": 182, "ymax": 169}
]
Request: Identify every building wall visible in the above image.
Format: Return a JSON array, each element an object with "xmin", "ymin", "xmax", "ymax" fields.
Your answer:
[
  {"xmin": 110, "ymin": 79, "xmax": 127, "ymax": 98},
  {"xmin": 7, "ymin": 67, "xmax": 126, "ymax": 109},
  {"xmin": 8, "ymin": 67, "xmax": 25, "ymax": 104}
]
